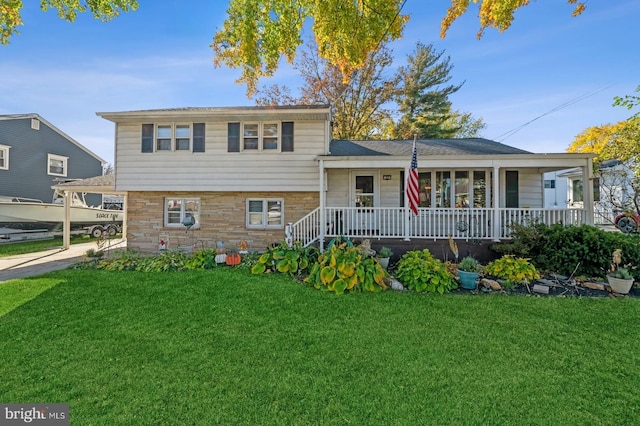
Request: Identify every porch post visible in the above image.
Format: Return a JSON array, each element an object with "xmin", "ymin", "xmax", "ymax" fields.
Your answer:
[
  {"xmin": 583, "ymin": 161, "xmax": 594, "ymax": 225},
  {"xmin": 319, "ymin": 159, "xmax": 326, "ymax": 251},
  {"xmin": 403, "ymin": 165, "xmax": 411, "ymax": 241},
  {"xmin": 492, "ymin": 166, "xmax": 501, "ymax": 241},
  {"xmin": 122, "ymin": 193, "xmax": 128, "ymax": 242},
  {"xmin": 63, "ymin": 190, "xmax": 71, "ymax": 249}
]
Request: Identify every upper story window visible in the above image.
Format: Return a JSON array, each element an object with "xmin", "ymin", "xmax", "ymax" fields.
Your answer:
[
  {"xmin": 142, "ymin": 123, "xmax": 205, "ymax": 153},
  {"xmin": 47, "ymin": 153, "xmax": 68, "ymax": 177},
  {"xmin": 228, "ymin": 121, "xmax": 294, "ymax": 153},
  {"xmin": 0, "ymin": 144, "xmax": 9, "ymax": 170},
  {"xmin": 242, "ymin": 123, "xmax": 279, "ymax": 151},
  {"xmin": 544, "ymin": 179, "xmax": 556, "ymax": 189}
]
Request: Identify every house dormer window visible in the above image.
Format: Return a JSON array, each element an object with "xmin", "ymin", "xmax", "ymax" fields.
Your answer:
[
  {"xmin": 141, "ymin": 123, "xmax": 205, "ymax": 153},
  {"xmin": 0, "ymin": 145, "xmax": 9, "ymax": 170},
  {"xmin": 47, "ymin": 153, "xmax": 68, "ymax": 177}
]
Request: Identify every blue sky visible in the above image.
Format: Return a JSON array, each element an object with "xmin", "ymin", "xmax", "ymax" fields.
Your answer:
[{"xmin": 1, "ymin": 1, "xmax": 638, "ymax": 165}]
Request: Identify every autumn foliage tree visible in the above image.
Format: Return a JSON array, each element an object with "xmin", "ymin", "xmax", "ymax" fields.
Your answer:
[
  {"xmin": 440, "ymin": 0, "xmax": 586, "ymax": 38},
  {"xmin": 212, "ymin": 0, "xmax": 588, "ymax": 96},
  {"xmin": 255, "ymin": 42, "xmax": 399, "ymax": 140},
  {"xmin": 0, "ymin": 0, "xmax": 139, "ymax": 45},
  {"xmin": 568, "ymin": 86, "xmax": 640, "ymax": 215},
  {"xmin": 255, "ymin": 41, "xmax": 485, "ymax": 140}
]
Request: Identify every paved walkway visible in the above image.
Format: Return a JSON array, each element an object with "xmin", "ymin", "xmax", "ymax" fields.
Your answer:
[{"xmin": 0, "ymin": 239, "xmax": 126, "ymax": 282}]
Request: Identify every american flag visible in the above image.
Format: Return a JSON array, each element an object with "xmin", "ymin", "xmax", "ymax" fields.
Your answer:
[{"xmin": 406, "ymin": 139, "xmax": 419, "ymax": 215}]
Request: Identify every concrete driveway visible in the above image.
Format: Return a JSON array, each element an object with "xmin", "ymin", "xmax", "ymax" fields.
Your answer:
[{"xmin": 0, "ymin": 239, "xmax": 125, "ymax": 282}]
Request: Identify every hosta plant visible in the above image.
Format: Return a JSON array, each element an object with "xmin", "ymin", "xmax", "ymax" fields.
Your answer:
[
  {"xmin": 251, "ymin": 241, "xmax": 318, "ymax": 277},
  {"xmin": 395, "ymin": 249, "xmax": 456, "ymax": 294},
  {"xmin": 484, "ymin": 255, "xmax": 540, "ymax": 286},
  {"xmin": 304, "ymin": 243, "xmax": 387, "ymax": 294}
]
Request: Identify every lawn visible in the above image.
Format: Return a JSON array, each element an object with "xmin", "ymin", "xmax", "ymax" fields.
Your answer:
[{"xmin": 1, "ymin": 268, "xmax": 639, "ymax": 425}]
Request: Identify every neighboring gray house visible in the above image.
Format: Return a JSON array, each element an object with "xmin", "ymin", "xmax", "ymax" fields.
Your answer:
[{"xmin": 0, "ymin": 114, "xmax": 105, "ymax": 203}]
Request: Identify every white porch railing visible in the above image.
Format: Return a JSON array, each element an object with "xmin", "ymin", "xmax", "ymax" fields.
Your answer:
[{"xmin": 287, "ymin": 207, "xmax": 587, "ymax": 247}]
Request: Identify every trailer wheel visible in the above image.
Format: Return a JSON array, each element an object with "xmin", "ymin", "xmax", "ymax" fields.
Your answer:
[
  {"xmin": 106, "ymin": 224, "xmax": 118, "ymax": 236},
  {"xmin": 90, "ymin": 226, "xmax": 104, "ymax": 238}
]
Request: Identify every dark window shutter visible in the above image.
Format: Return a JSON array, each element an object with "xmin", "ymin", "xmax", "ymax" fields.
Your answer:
[
  {"xmin": 141, "ymin": 124, "xmax": 154, "ymax": 153},
  {"xmin": 505, "ymin": 170, "xmax": 519, "ymax": 208},
  {"xmin": 193, "ymin": 123, "xmax": 205, "ymax": 152},
  {"xmin": 281, "ymin": 121, "xmax": 294, "ymax": 152},
  {"xmin": 228, "ymin": 122, "xmax": 240, "ymax": 152}
]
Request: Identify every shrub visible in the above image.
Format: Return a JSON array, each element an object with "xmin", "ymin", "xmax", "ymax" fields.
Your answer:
[
  {"xmin": 304, "ymin": 243, "xmax": 387, "ymax": 294},
  {"xmin": 484, "ymin": 255, "xmax": 539, "ymax": 287},
  {"xmin": 251, "ymin": 241, "xmax": 319, "ymax": 277},
  {"xmin": 492, "ymin": 223, "xmax": 640, "ymax": 280},
  {"xmin": 184, "ymin": 248, "xmax": 217, "ymax": 270},
  {"xmin": 457, "ymin": 256, "xmax": 483, "ymax": 273},
  {"xmin": 532, "ymin": 224, "xmax": 640, "ymax": 279},
  {"xmin": 395, "ymin": 249, "xmax": 456, "ymax": 294}
]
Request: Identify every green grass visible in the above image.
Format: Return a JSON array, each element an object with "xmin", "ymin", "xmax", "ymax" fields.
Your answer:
[
  {"xmin": 1, "ymin": 269, "xmax": 639, "ymax": 425},
  {"xmin": 0, "ymin": 235, "xmax": 91, "ymax": 257}
]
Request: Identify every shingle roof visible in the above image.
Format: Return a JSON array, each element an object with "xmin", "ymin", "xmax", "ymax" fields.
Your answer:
[{"xmin": 328, "ymin": 138, "xmax": 532, "ymax": 156}]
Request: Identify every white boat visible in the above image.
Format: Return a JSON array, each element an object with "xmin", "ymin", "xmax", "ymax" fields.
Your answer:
[{"xmin": 0, "ymin": 191, "xmax": 123, "ymax": 232}]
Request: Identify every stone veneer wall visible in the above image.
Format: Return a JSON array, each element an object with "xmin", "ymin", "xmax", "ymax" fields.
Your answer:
[{"xmin": 126, "ymin": 191, "xmax": 319, "ymax": 253}]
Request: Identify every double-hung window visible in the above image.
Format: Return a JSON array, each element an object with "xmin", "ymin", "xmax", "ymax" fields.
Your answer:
[
  {"xmin": 47, "ymin": 153, "xmax": 68, "ymax": 177},
  {"xmin": 228, "ymin": 122, "xmax": 293, "ymax": 152},
  {"xmin": 156, "ymin": 124, "xmax": 191, "ymax": 151},
  {"xmin": 247, "ymin": 199, "xmax": 283, "ymax": 228},
  {"xmin": 0, "ymin": 145, "xmax": 9, "ymax": 170},
  {"xmin": 142, "ymin": 123, "xmax": 205, "ymax": 153},
  {"xmin": 242, "ymin": 123, "xmax": 279, "ymax": 151},
  {"xmin": 165, "ymin": 198, "xmax": 200, "ymax": 228}
]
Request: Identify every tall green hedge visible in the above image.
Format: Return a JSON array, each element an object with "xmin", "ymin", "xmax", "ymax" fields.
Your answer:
[{"xmin": 493, "ymin": 224, "xmax": 640, "ymax": 280}]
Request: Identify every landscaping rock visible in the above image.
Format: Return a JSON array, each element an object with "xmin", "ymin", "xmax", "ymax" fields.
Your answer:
[{"xmin": 481, "ymin": 278, "xmax": 502, "ymax": 291}]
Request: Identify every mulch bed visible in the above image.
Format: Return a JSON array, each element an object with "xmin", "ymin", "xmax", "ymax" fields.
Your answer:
[{"xmin": 458, "ymin": 274, "xmax": 640, "ymax": 298}]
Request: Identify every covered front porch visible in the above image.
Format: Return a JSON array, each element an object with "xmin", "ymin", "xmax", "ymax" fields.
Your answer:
[
  {"xmin": 287, "ymin": 140, "xmax": 595, "ymax": 248},
  {"xmin": 288, "ymin": 206, "xmax": 586, "ymax": 247}
]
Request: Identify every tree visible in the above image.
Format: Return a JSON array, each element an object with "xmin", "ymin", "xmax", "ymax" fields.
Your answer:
[
  {"xmin": 256, "ymin": 41, "xmax": 485, "ymax": 140},
  {"xmin": 440, "ymin": 0, "xmax": 586, "ymax": 38},
  {"xmin": 568, "ymin": 86, "xmax": 640, "ymax": 216},
  {"xmin": 213, "ymin": 0, "xmax": 589, "ymax": 96},
  {"xmin": 256, "ymin": 42, "xmax": 400, "ymax": 140},
  {"xmin": 212, "ymin": 0, "xmax": 408, "ymax": 96},
  {"xmin": 393, "ymin": 42, "xmax": 464, "ymax": 139},
  {"xmin": 442, "ymin": 110, "xmax": 487, "ymax": 138},
  {"xmin": 0, "ymin": 0, "xmax": 138, "ymax": 45}
]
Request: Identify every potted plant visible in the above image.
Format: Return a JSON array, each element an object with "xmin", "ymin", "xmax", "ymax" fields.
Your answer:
[
  {"xmin": 607, "ymin": 248, "xmax": 634, "ymax": 294},
  {"xmin": 376, "ymin": 246, "xmax": 393, "ymax": 270},
  {"xmin": 457, "ymin": 256, "xmax": 483, "ymax": 289}
]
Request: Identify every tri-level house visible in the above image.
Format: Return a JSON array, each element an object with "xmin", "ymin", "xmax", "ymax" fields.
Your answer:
[
  {"xmin": 97, "ymin": 105, "xmax": 595, "ymax": 253},
  {"xmin": 0, "ymin": 114, "xmax": 105, "ymax": 203}
]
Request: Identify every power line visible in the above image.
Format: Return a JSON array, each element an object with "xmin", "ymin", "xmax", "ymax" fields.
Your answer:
[{"xmin": 494, "ymin": 85, "xmax": 614, "ymax": 141}]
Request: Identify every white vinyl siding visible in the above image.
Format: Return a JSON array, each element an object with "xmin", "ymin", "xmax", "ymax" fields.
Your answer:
[{"xmin": 115, "ymin": 120, "xmax": 328, "ymax": 192}]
